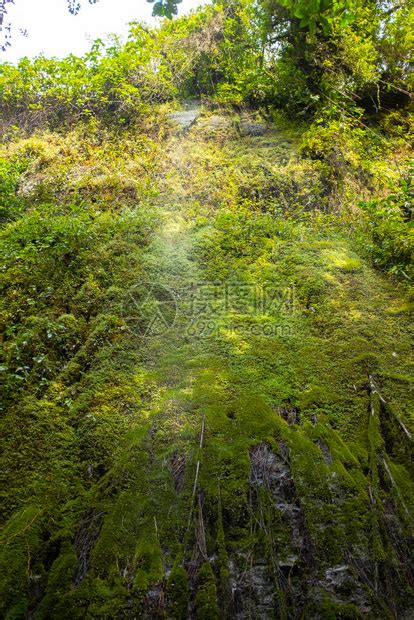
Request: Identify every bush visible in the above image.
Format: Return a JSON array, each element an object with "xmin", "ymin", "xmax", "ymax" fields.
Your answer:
[
  {"xmin": 357, "ymin": 164, "xmax": 413, "ymax": 279},
  {"xmin": 0, "ymin": 156, "xmax": 27, "ymax": 222}
]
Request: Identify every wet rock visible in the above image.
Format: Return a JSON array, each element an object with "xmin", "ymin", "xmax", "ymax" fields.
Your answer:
[
  {"xmin": 171, "ymin": 449, "xmax": 186, "ymax": 492},
  {"xmin": 325, "ymin": 564, "xmax": 351, "ymax": 588},
  {"xmin": 318, "ymin": 439, "xmax": 333, "ymax": 464},
  {"xmin": 313, "ymin": 563, "xmax": 373, "ymax": 614},
  {"xmin": 143, "ymin": 582, "xmax": 165, "ymax": 618},
  {"xmin": 278, "ymin": 405, "xmax": 300, "ymax": 426},
  {"xmin": 169, "ymin": 106, "xmax": 200, "ymax": 131},
  {"xmin": 239, "ymin": 121, "xmax": 268, "ymax": 136},
  {"xmin": 73, "ymin": 510, "xmax": 103, "ymax": 585},
  {"xmin": 250, "ymin": 442, "xmax": 290, "ymax": 488},
  {"xmin": 242, "ymin": 443, "xmax": 313, "ymax": 615},
  {"xmin": 230, "ymin": 559, "xmax": 275, "ymax": 620}
]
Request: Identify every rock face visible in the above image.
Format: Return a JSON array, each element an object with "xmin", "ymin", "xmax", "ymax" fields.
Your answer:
[
  {"xmin": 2, "ymin": 106, "xmax": 413, "ymax": 620},
  {"xmin": 169, "ymin": 104, "xmax": 201, "ymax": 131},
  {"xmin": 239, "ymin": 120, "xmax": 268, "ymax": 136},
  {"xmin": 228, "ymin": 442, "xmax": 309, "ymax": 618}
]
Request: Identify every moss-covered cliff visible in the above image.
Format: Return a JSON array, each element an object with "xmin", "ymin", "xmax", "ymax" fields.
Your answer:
[{"xmin": 1, "ymin": 105, "xmax": 413, "ymax": 618}]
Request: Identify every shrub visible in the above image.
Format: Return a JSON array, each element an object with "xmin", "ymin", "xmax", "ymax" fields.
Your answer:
[{"xmin": 357, "ymin": 164, "xmax": 413, "ymax": 279}]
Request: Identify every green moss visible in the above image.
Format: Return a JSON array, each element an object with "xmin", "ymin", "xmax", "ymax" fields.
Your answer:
[
  {"xmin": 36, "ymin": 542, "xmax": 78, "ymax": 619},
  {"xmin": 0, "ymin": 506, "xmax": 44, "ymax": 618},
  {"xmin": 298, "ymin": 384, "xmax": 333, "ymax": 409},
  {"xmin": 305, "ymin": 595, "xmax": 363, "ymax": 619},
  {"xmin": 85, "ymin": 577, "xmax": 129, "ymax": 618},
  {"xmin": 1, "ymin": 99, "xmax": 413, "ymax": 619},
  {"xmin": 322, "ymin": 248, "xmax": 362, "ymax": 273},
  {"xmin": 131, "ymin": 537, "xmax": 164, "ymax": 607},
  {"xmin": 166, "ymin": 565, "xmax": 189, "ymax": 620},
  {"xmin": 194, "ymin": 562, "xmax": 219, "ymax": 620},
  {"xmin": 5, "ymin": 603, "xmax": 28, "ymax": 620},
  {"xmin": 351, "ymin": 352, "xmax": 380, "ymax": 374}
]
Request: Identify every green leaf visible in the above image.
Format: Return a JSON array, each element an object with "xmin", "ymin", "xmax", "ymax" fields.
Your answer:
[
  {"xmin": 319, "ymin": 15, "xmax": 332, "ymax": 33},
  {"xmin": 293, "ymin": 7, "xmax": 307, "ymax": 19}
]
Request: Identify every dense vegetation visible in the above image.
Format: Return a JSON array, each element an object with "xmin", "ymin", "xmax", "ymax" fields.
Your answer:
[{"xmin": 0, "ymin": 1, "xmax": 413, "ymax": 618}]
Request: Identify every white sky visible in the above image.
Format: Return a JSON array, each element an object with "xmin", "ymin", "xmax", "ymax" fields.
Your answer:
[{"xmin": 1, "ymin": 0, "xmax": 207, "ymax": 63}]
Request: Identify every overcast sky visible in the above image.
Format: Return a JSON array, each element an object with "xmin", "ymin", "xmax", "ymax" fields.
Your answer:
[{"xmin": 1, "ymin": 0, "xmax": 207, "ymax": 63}]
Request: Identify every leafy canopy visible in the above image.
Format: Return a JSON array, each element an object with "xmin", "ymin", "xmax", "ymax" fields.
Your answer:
[{"xmin": 277, "ymin": 0, "xmax": 356, "ymax": 34}]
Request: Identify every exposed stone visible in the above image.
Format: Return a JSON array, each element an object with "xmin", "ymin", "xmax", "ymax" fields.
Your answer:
[
  {"xmin": 169, "ymin": 105, "xmax": 201, "ymax": 131},
  {"xmin": 318, "ymin": 439, "xmax": 333, "ymax": 464},
  {"xmin": 239, "ymin": 121, "xmax": 268, "ymax": 136}
]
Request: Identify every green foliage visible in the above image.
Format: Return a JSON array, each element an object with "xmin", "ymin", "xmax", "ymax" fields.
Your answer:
[
  {"xmin": 1, "ymin": 0, "xmax": 412, "ymax": 129},
  {"xmin": 0, "ymin": 26, "xmax": 176, "ymax": 129},
  {"xmin": 357, "ymin": 164, "xmax": 413, "ymax": 279},
  {"xmin": 0, "ymin": 156, "xmax": 27, "ymax": 222},
  {"xmin": 277, "ymin": 0, "xmax": 356, "ymax": 35},
  {"xmin": 0, "ymin": 505, "xmax": 44, "ymax": 618},
  {"xmin": 0, "ymin": 115, "xmax": 162, "ymax": 616},
  {"xmin": 1, "ymin": 206, "xmax": 121, "ymax": 401},
  {"xmin": 149, "ymin": 0, "xmax": 183, "ymax": 18}
]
